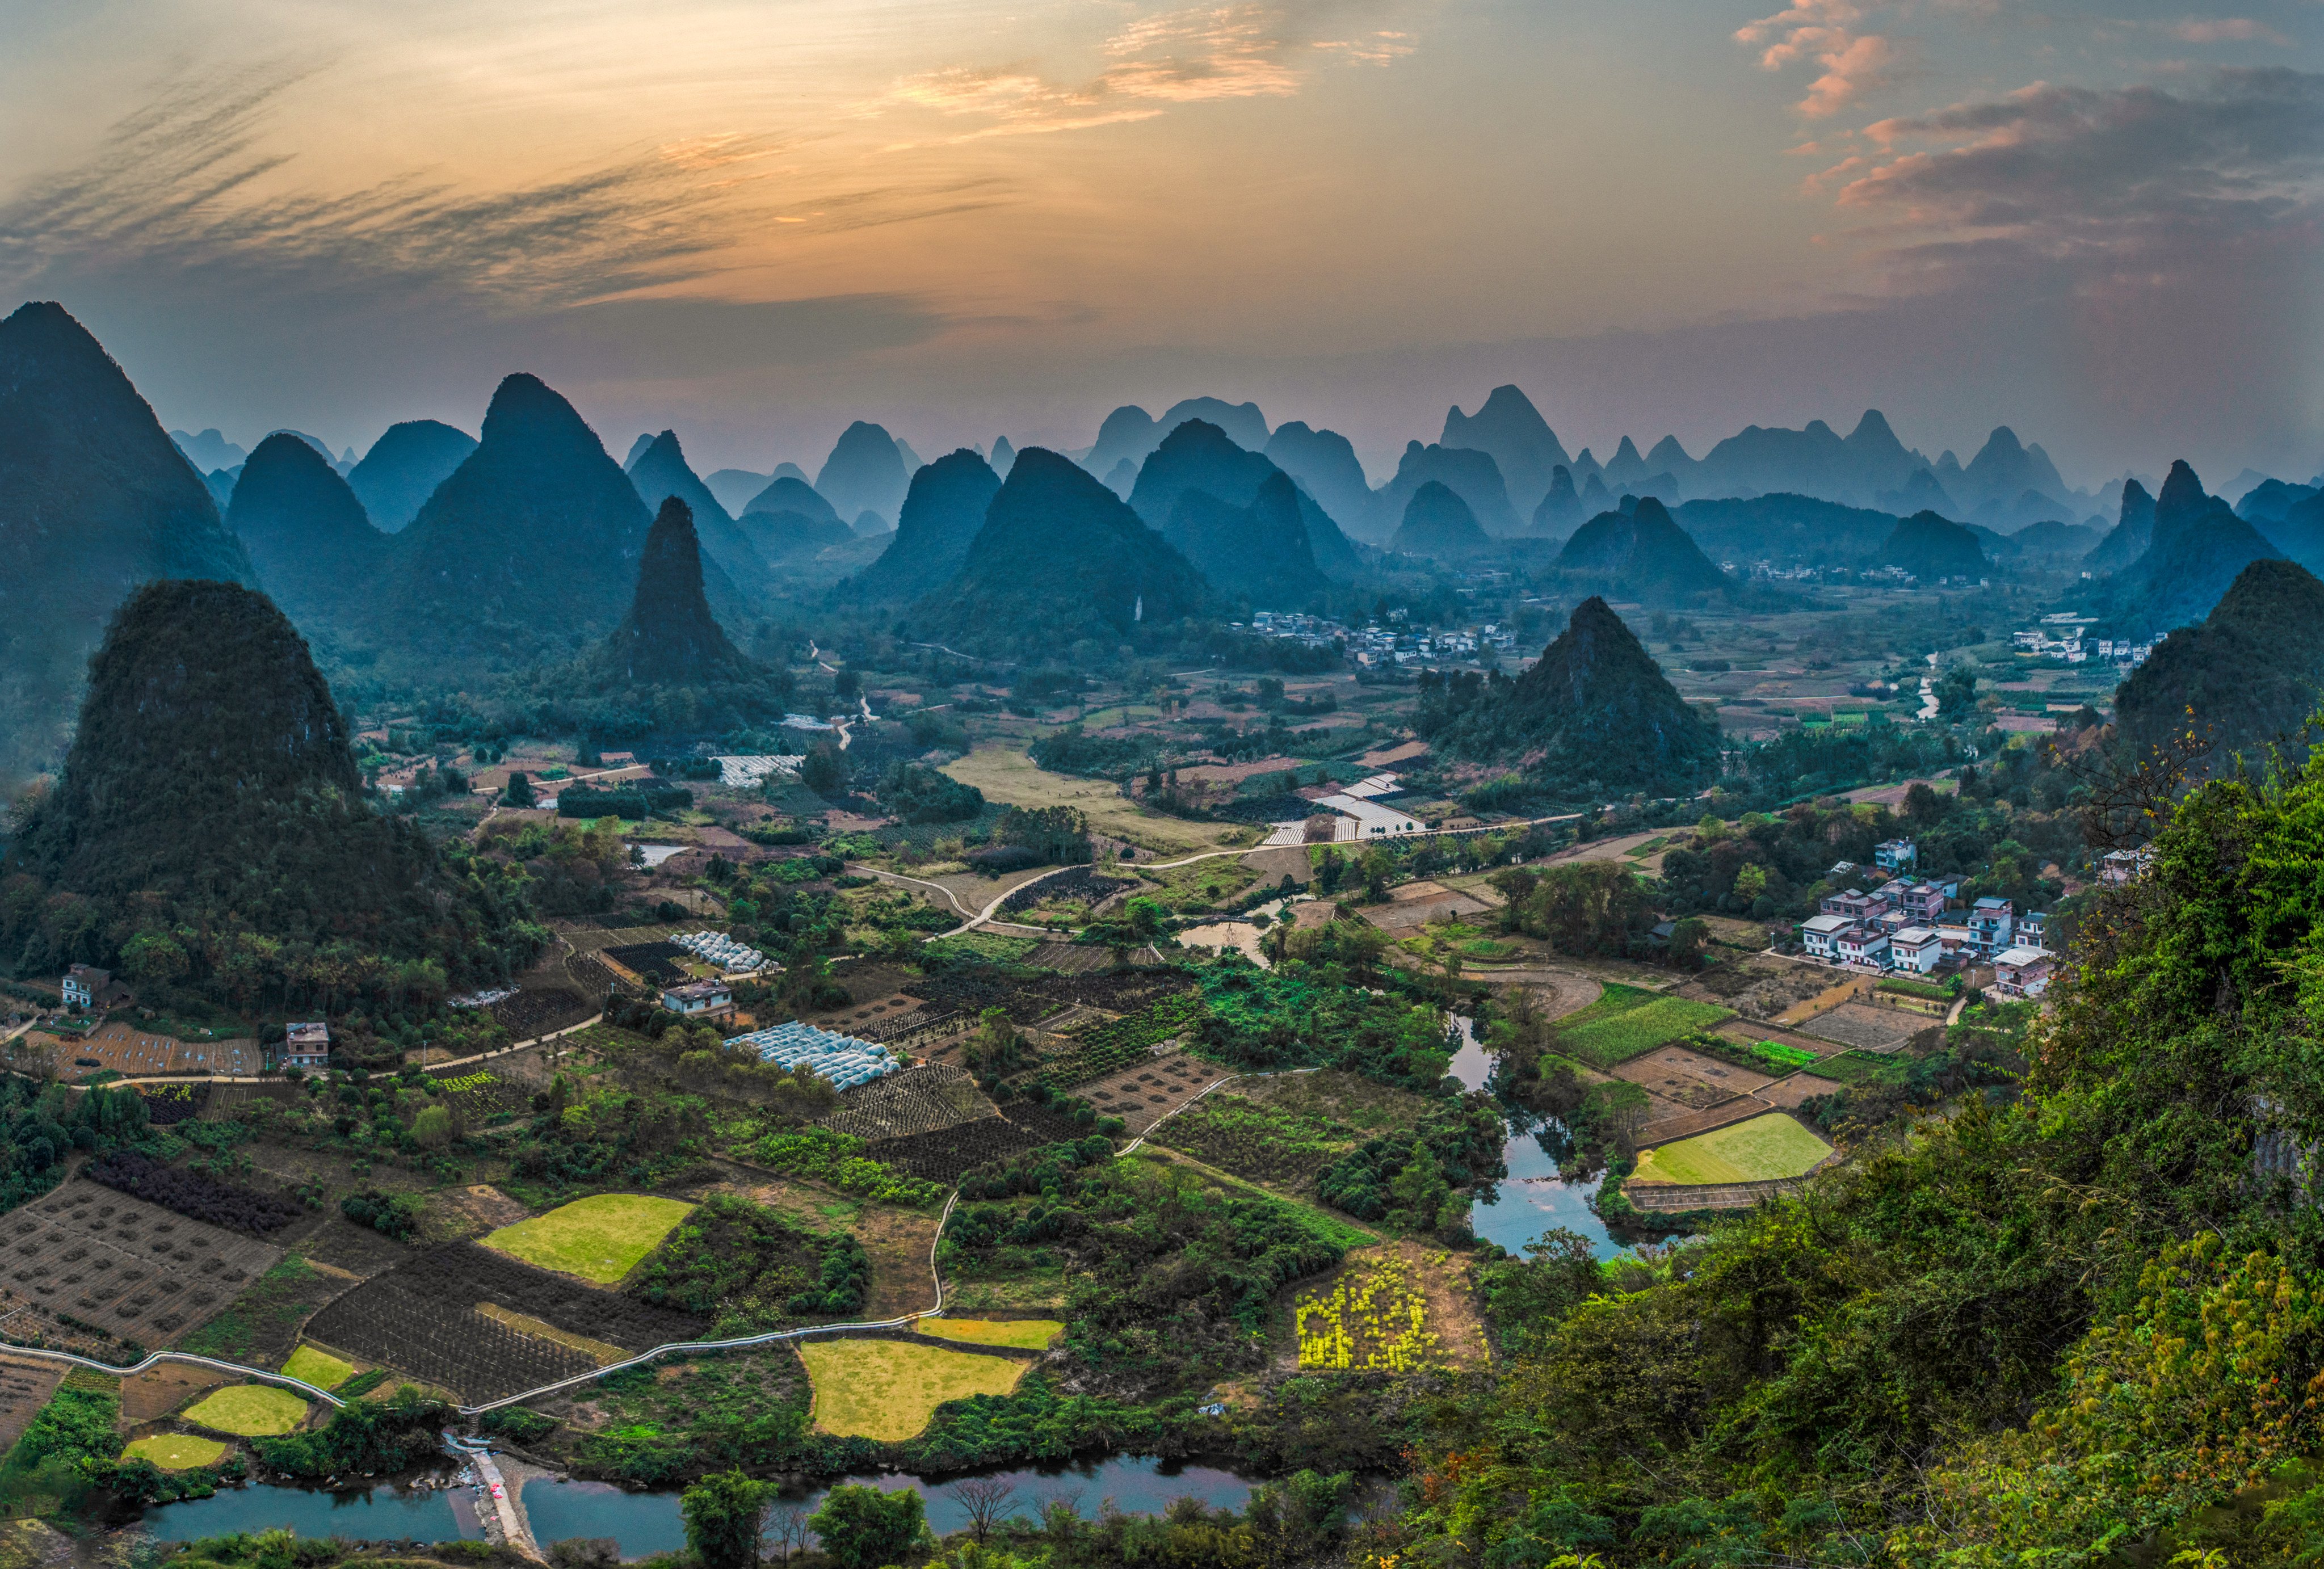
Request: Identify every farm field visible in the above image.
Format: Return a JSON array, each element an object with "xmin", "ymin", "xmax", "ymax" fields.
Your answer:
[
  {"xmin": 43, "ymin": 1021, "xmax": 262, "ymax": 1076},
  {"xmin": 0, "ymin": 1181, "xmax": 284, "ymax": 1354},
  {"xmin": 0, "ymin": 1360, "xmax": 64, "ymax": 1453},
  {"xmin": 1553, "ymin": 985, "xmax": 1734, "ymax": 1070},
  {"xmin": 484, "ymin": 1194, "xmax": 695, "ymax": 1283},
  {"xmin": 916, "ymin": 1318, "xmax": 1062, "ymax": 1349},
  {"xmin": 798, "ymin": 1337, "xmax": 1030, "ymax": 1440},
  {"xmin": 281, "ymin": 1344, "xmax": 356, "ymax": 1390},
  {"xmin": 1295, "ymin": 1252, "xmax": 1442, "ymax": 1372},
  {"xmin": 1067, "ymin": 1049, "xmax": 1218, "ymax": 1134},
  {"xmin": 182, "ymin": 1383, "xmax": 309, "ymax": 1436},
  {"xmin": 122, "ymin": 1433, "xmax": 228, "ymax": 1470},
  {"xmin": 1633, "ymin": 1113, "xmax": 1834, "ymax": 1185},
  {"xmin": 941, "ymin": 746, "xmax": 1242, "ymax": 856}
]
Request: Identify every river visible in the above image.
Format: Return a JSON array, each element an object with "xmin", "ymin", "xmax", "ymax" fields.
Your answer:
[
  {"xmin": 144, "ymin": 1456, "xmax": 1260, "ymax": 1555},
  {"xmin": 1449, "ymin": 1016, "xmax": 1621, "ymax": 1260}
]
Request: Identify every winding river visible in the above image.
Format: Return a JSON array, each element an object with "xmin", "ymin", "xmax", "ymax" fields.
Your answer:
[{"xmin": 1448, "ymin": 1016, "xmax": 1621, "ymax": 1260}]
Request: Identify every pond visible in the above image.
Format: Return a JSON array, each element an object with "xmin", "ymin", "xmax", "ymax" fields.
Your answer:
[
  {"xmin": 145, "ymin": 1457, "xmax": 1261, "ymax": 1558},
  {"xmin": 1451, "ymin": 1015, "xmax": 1622, "ymax": 1260}
]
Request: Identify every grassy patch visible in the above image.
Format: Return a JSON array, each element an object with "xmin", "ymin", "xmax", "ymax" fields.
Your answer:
[
  {"xmin": 182, "ymin": 1385, "xmax": 309, "ymax": 1437},
  {"xmin": 1876, "ymin": 975, "xmax": 1956, "ymax": 1002},
  {"xmin": 798, "ymin": 1339, "xmax": 1029, "ymax": 1441},
  {"xmin": 1797, "ymin": 1050, "xmax": 1914, "ymax": 1088},
  {"xmin": 175, "ymin": 1255, "xmax": 340, "ymax": 1364},
  {"xmin": 482, "ymin": 1194, "xmax": 695, "ymax": 1284},
  {"xmin": 1633, "ymin": 1114, "xmax": 1834, "ymax": 1185},
  {"xmin": 923, "ymin": 932, "xmax": 1040, "ymax": 964},
  {"xmin": 1690, "ymin": 1033, "xmax": 1821, "ymax": 1075},
  {"xmin": 942, "ymin": 746, "xmax": 1239, "ymax": 856},
  {"xmin": 121, "ymin": 1433, "xmax": 227, "ymax": 1470},
  {"xmin": 1554, "ymin": 985, "xmax": 1734, "ymax": 1070},
  {"xmin": 280, "ymin": 1345, "xmax": 355, "ymax": 1391},
  {"xmin": 915, "ymin": 1318, "xmax": 1062, "ymax": 1350}
]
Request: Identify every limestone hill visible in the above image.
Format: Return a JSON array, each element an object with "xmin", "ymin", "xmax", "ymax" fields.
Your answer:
[
  {"xmin": 1163, "ymin": 473, "xmax": 1326, "ymax": 605},
  {"xmin": 858, "ymin": 449, "xmax": 1002, "ymax": 600},
  {"xmin": 627, "ymin": 430, "xmax": 775, "ymax": 595},
  {"xmin": 2099, "ymin": 461, "xmax": 2285, "ymax": 638},
  {"xmin": 1554, "ymin": 498, "xmax": 1728, "ymax": 600},
  {"xmin": 226, "ymin": 434, "xmax": 389, "ymax": 628},
  {"xmin": 346, "ymin": 419, "xmax": 476, "ymax": 532},
  {"xmin": 1877, "ymin": 511, "xmax": 1988, "ymax": 581},
  {"xmin": 1390, "ymin": 482, "xmax": 1495, "ymax": 560},
  {"xmin": 2114, "ymin": 558, "xmax": 2324, "ymax": 769}
]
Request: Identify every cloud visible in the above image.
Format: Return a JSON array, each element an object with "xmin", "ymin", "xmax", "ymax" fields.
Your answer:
[
  {"xmin": 2170, "ymin": 18, "xmax": 2292, "ymax": 45},
  {"xmin": 1735, "ymin": 0, "xmax": 1896, "ymax": 119},
  {"xmin": 880, "ymin": 2, "xmax": 1417, "ymax": 141}
]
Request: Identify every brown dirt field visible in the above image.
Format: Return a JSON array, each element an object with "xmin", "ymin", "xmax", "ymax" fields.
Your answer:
[
  {"xmin": 1066, "ymin": 1049, "xmax": 1218, "ymax": 1134},
  {"xmin": 1801, "ymin": 1002, "xmax": 1920, "ymax": 1053},
  {"xmin": 0, "ymin": 1181, "xmax": 285, "ymax": 1354},
  {"xmin": 1612, "ymin": 1046, "xmax": 1771, "ymax": 1109},
  {"xmin": 0, "ymin": 1359, "xmax": 64, "ymax": 1453},
  {"xmin": 855, "ymin": 1206, "xmax": 945, "ymax": 1320},
  {"xmin": 1777, "ymin": 973, "xmax": 1872, "ymax": 1025},
  {"xmin": 426, "ymin": 1185, "xmax": 532, "ymax": 1243},
  {"xmin": 44, "ymin": 1021, "xmax": 263, "ymax": 1077},
  {"xmin": 119, "ymin": 1363, "xmax": 232, "ymax": 1423},
  {"xmin": 1753, "ymin": 1072, "xmax": 1847, "ymax": 1108}
]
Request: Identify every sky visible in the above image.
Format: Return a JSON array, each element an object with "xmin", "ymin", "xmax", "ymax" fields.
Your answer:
[{"xmin": 2, "ymin": 0, "xmax": 2319, "ymax": 492}]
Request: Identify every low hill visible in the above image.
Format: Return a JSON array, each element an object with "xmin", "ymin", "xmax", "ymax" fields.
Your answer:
[
  {"xmin": 626, "ymin": 430, "xmax": 775, "ymax": 595},
  {"xmin": 2084, "ymin": 478, "xmax": 2156, "ymax": 573},
  {"xmin": 1554, "ymin": 498, "xmax": 1728, "ymax": 600},
  {"xmin": 1669, "ymin": 493, "xmax": 1897, "ymax": 569},
  {"xmin": 2114, "ymin": 558, "xmax": 2324, "ymax": 768},
  {"xmin": 346, "ymin": 419, "xmax": 476, "ymax": 532},
  {"xmin": 0, "ymin": 579, "xmax": 535, "ymax": 1011},
  {"xmin": 225, "ymin": 434, "xmax": 389, "ymax": 628},
  {"xmin": 1390, "ymin": 481, "xmax": 1495, "ymax": 560},
  {"xmin": 2009, "ymin": 518, "xmax": 2104, "ymax": 562},
  {"xmin": 910, "ymin": 448, "xmax": 1208, "ymax": 655},
  {"xmin": 1164, "ymin": 473, "xmax": 1326, "ymax": 604},
  {"xmin": 743, "ymin": 476, "xmax": 842, "ymax": 525},
  {"xmin": 1877, "ymin": 511, "xmax": 1988, "ymax": 581},
  {"xmin": 856, "ymin": 449, "xmax": 1003, "ymax": 600},
  {"xmin": 1425, "ymin": 596, "xmax": 1721, "ymax": 796},
  {"xmin": 815, "ymin": 421, "xmax": 911, "ymax": 527},
  {"xmin": 1131, "ymin": 419, "xmax": 1360, "ymax": 580},
  {"xmin": 2099, "ymin": 461, "xmax": 2286, "ymax": 638},
  {"xmin": 0, "ymin": 301, "xmax": 255, "ymax": 784},
  {"xmin": 1375, "ymin": 443, "xmax": 1522, "ymax": 538}
]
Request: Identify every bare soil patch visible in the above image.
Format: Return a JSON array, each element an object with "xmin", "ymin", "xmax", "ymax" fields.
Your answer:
[
  {"xmin": 1068, "ymin": 1049, "xmax": 1217, "ymax": 1134},
  {"xmin": 1753, "ymin": 1071, "xmax": 1848, "ymax": 1109},
  {"xmin": 53, "ymin": 1021, "xmax": 262, "ymax": 1077},
  {"xmin": 120, "ymin": 1362, "xmax": 232, "ymax": 1423},
  {"xmin": 0, "ymin": 1359, "xmax": 64, "ymax": 1453},
  {"xmin": 1777, "ymin": 973, "xmax": 1871, "ymax": 1025},
  {"xmin": 1612, "ymin": 1046, "xmax": 1768, "ymax": 1108},
  {"xmin": 1801, "ymin": 1003, "xmax": 1921, "ymax": 1053},
  {"xmin": 0, "ymin": 1181, "xmax": 285, "ymax": 1353},
  {"xmin": 299, "ymin": 1218, "xmax": 415, "ymax": 1277}
]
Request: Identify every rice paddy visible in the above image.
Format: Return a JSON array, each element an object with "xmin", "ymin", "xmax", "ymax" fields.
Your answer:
[
  {"xmin": 1632, "ymin": 1113, "xmax": 1834, "ymax": 1185},
  {"xmin": 482, "ymin": 1194, "xmax": 696, "ymax": 1284},
  {"xmin": 798, "ymin": 1338, "xmax": 1031, "ymax": 1440},
  {"xmin": 915, "ymin": 1318, "xmax": 1064, "ymax": 1350},
  {"xmin": 182, "ymin": 1384, "xmax": 310, "ymax": 1437}
]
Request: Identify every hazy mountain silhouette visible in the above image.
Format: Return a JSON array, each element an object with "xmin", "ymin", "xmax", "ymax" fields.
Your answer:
[
  {"xmin": 1533, "ymin": 465, "xmax": 1583, "ymax": 537},
  {"xmin": 912, "ymin": 448, "xmax": 1207, "ymax": 655},
  {"xmin": 1390, "ymin": 481, "xmax": 1495, "ymax": 560},
  {"xmin": 743, "ymin": 476, "xmax": 841, "ymax": 525},
  {"xmin": 1431, "ymin": 597, "xmax": 1720, "ymax": 796},
  {"xmin": 2260, "ymin": 489, "xmax": 2324, "ymax": 579},
  {"xmin": 363, "ymin": 373, "xmax": 665, "ymax": 673},
  {"xmin": 1877, "ymin": 511, "xmax": 1988, "ymax": 581},
  {"xmin": 590, "ymin": 498, "xmax": 758, "ymax": 686},
  {"xmin": 1, "ymin": 578, "xmax": 530, "ymax": 1002},
  {"xmin": 627, "ymin": 430, "xmax": 774, "ymax": 595},
  {"xmin": 1159, "ymin": 398, "xmax": 1267, "ymax": 451},
  {"xmin": 2237, "ymin": 478, "xmax": 2318, "ymax": 526},
  {"xmin": 1128, "ymin": 419, "xmax": 1279, "ymax": 528},
  {"xmin": 1263, "ymin": 422, "xmax": 1372, "ymax": 529},
  {"xmin": 1579, "ymin": 472, "xmax": 1614, "ymax": 515},
  {"xmin": 858, "ymin": 448, "xmax": 1003, "ymax": 601},
  {"xmin": 1602, "ymin": 436, "xmax": 1653, "ymax": 491},
  {"xmin": 1556, "ymin": 498, "xmax": 1726, "ymax": 600},
  {"xmin": 2086, "ymin": 479, "xmax": 2157, "ymax": 573},
  {"xmin": 1957, "ymin": 427, "xmax": 2071, "ymax": 510},
  {"xmin": 1876, "ymin": 468, "xmax": 1957, "ymax": 517},
  {"xmin": 226, "ymin": 434, "xmax": 388, "ymax": 628},
  {"xmin": 2008, "ymin": 519, "xmax": 2103, "ymax": 561},
  {"xmin": 814, "ymin": 421, "xmax": 911, "ymax": 527},
  {"xmin": 1376, "ymin": 442, "xmax": 1522, "ymax": 537},
  {"xmin": 2100, "ymin": 461, "xmax": 2287, "ymax": 637},
  {"xmin": 621, "ymin": 434, "xmax": 655, "ymax": 469},
  {"xmin": 704, "ymin": 469, "xmax": 770, "ymax": 515},
  {"xmin": 990, "ymin": 437, "xmax": 1017, "ymax": 477},
  {"xmin": 1672, "ymin": 411, "xmax": 1931, "ymax": 507},
  {"xmin": 0, "ymin": 301, "xmax": 256, "ymax": 783},
  {"xmin": 1102, "ymin": 458, "xmax": 1140, "ymax": 500},
  {"xmin": 1670, "ymin": 494, "xmax": 1898, "ymax": 569},
  {"xmin": 1164, "ymin": 473, "xmax": 1325, "ymax": 605},
  {"xmin": 2115, "ymin": 558, "xmax": 2324, "ymax": 769},
  {"xmin": 1085, "ymin": 406, "xmax": 1160, "ymax": 479},
  {"xmin": 201, "ymin": 468, "xmax": 238, "ymax": 513},
  {"xmin": 346, "ymin": 420, "xmax": 476, "ymax": 533},
  {"xmin": 1441, "ymin": 385, "xmax": 1570, "ymax": 512},
  {"xmin": 171, "ymin": 428, "xmax": 246, "ymax": 470}
]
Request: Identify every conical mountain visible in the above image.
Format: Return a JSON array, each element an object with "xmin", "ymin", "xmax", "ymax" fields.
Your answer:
[
  {"xmin": 743, "ymin": 475, "xmax": 842, "ymax": 525},
  {"xmin": 1164, "ymin": 472, "xmax": 1326, "ymax": 604},
  {"xmin": 1376, "ymin": 442, "xmax": 1522, "ymax": 537},
  {"xmin": 1430, "ymin": 597, "xmax": 1720, "ymax": 796},
  {"xmin": 814, "ymin": 421, "xmax": 911, "ymax": 527},
  {"xmin": 1128, "ymin": 419, "xmax": 1277, "ymax": 528},
  {"xmin": 172, "ymin": 429, "xmax": 246, "ymax": 470},
  {"xmin": 2101, "ymin": 461, "xmax": 2285, "ymax": 637},
  {"xmin": 704, "ymin": 468, "xmax": 772, "ymax": 515},
  {"xmin": 1158, "ymin": 398, "xmax": 1268, "ymax": 451},
  {"xmin": 1603, "ymin": 436, "xmax": 1651, "ymax": 489},
  {"xmin": 1442, "ymin": 385, "xmax": 1570, "ymax": 513},
  {"xmin": 1554, "ymin": 497, "xmax": 1726, "ymax": 600},
  {"xmin": 226, "ymin": 434, "xmax": 389, "ymax": 627},
  {"xmin": 1392, "ymin": 481, "xmax": 1495, "ymax": 560},
  {"xmin": 347, "ymin": 419, "xmax": 477, "ymax": 532},
  {"xmin": 2264, "ymin": 490, "xmax": 2324, "ymax": 578},
  {"xmin": 911, "ymin": 448, "xmax": 1207, "ymax": 655},
  {"xmin": 627, "ymin": 430, "xmax": 775, "ymax": 595},
  {"xmin": 0, "ymin": 579, "xmax": 531, "ymax": 1008},
  {"xmin": 1877, "ymin": 468, "xmax": 1958, "ymax": 518},
  {"xmin": 364, "ymin": 373, "xmax": 657, "ymax": 672},
  {"xmin": 858, "ymin": 449, "xmax": 1003, "ymax": 600},
  {"xmin": 1579, "ymin": 472, "xmax": 1613, "ymax": 514},
  {"xmin": 1264, "ymin": 422, "xmax": 1375, "ymax": 533},
  {"xmin": 1876, "ymin": 511, "xmax": 1987, "ymax": 581},
  {"xmin": 990, "ymin": 437, "xmax": 1017, "ymax": 477},
  {"xmin": 0, "ymin": 301, "xmax": 255, "ymax": 783},
  {"xmin": 740, "ymin": 474, "xmax": 852, "ymax": 560},
  {"xmin": 1085, "ymin": 406, "xmax": 1161, "ymax": 479},
  {"xmin": 591, "ymin": 498, "xmax": 759, "ymax": 686},
  {"xmin": 1533, "ymin": 465, "xmax": 1583, "ymax": 537},
  {"xmin": 2085, "ymin": 478, "xmax": 2156, "ymax": 573},
  {"xmin": 2115, "ymin": 558, "xmax": 2324, "ymax": 769},
  {"xmin": 1960, "ymin": 426, "xmax": 2069, "ymax": 508}
]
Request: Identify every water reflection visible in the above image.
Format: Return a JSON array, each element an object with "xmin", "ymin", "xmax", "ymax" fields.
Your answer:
[{"xmin": 1452, "ymin": 1015, "xmax": 1622, "ymax": 1260}]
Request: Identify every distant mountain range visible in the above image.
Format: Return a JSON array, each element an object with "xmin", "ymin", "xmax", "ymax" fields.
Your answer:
[{"xmin": 2091, "ymin": 461, "xmax": 2285, "ymax": 639}]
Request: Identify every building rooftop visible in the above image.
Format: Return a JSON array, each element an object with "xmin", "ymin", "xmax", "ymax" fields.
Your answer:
[{"xmin": 1994, "ymin": 945, "xmax": 2050, "ymax": 967}]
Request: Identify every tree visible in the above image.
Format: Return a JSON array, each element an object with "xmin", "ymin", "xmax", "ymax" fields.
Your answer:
[
  {"xmin": 806, "ymin": 1484, "xmax": 928, "ymax": 1569},
  {"xmin": 1905, "ymin": 781, "xmax": 1948, "ymax": 825},
  {"xmin": 1935, "ymin": 665, "xmax": 1979, "ymax": 724},
  {"xmin": 411, "ymin": 1104, "xmax": 453, "ymax": 1149},
  {"xmin": 1733, "ymin": 863, "xmax": 1768, "ymax": 901},
  {"xmin": 503, "ymin": 771, "xmax": 536, "ymax": 807},
  {"xmin": 800, "ymin": 743, "xmax": 846, "ymax": 798},
  {"xmin": 1361, "ymin": 846, "xmax": 1396, "ymax": 903},
  {"xmin": 682, "ymin": 1470, "xmax": 773, "ymax": 1569},
  {"xmin": 951, "ymin": 1476, "xmax": 1020, "ymax": 1543},
  {"xmin": 761, "ymin": 1501, "xmax": 813, "ymax": 1565}
]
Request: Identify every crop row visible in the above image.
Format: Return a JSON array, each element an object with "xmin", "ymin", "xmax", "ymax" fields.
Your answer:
[
  {"xmin": 136, "ymin": 1084, "xmax": 211, "ymax": 1126},
  {"xmin": 864, "ymin": 1116, "xmax": 1043, "ymax": 1184},
  {"xmin": 306, "ymin": 1282, "xmax": 596, "ymax": 1402},
  {"xmin": 820, "ymin": 1065, "xmax": 987, "ymax": 1142},
  {"xmin": 83, "ymin": 1152, "xmax": 301, "ymax": 1236},
  {"xmin": 1295, "ymin": 1255, "xmax": 1442, "ymax": 1373},
  {"xmin": 390, "ymin": 1242, "xmax": 708, "ymax": 1351}
]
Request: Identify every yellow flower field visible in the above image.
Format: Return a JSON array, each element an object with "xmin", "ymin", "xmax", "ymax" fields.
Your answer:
[{"xmin": 1295, "ymin": 1253, "xmax": 1444, "ymax": 1372}]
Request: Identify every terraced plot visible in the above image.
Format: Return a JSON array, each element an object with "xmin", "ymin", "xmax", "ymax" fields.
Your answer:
[
  {"xmin": 1552, "ymin": 985, "xmax": 1734, "ymax": 1070},
  {"xmin": 1632, "ymin": 1113, "xmax": 1834, "ymax": 1185}
]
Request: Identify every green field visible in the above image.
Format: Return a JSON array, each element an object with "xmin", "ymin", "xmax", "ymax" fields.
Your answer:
[
  {"xmin": 183, "ymin": 1384, "xmax": 310, "ymax": 1436},
  {"xmin": 281, "ymin": 1344, "xmax": 356, "ymax": 1391},
  {"xmin": 1797, "ymin": 1049, "xmax": 1914, "ymax": 1088},
  {"xmin": 121, "ymin": 1433, "xmax": 228, "ymax": 1470},
  {"xmin": 484, "ymin": 1194, "xmax": 696, "ymax": 1284},
  {"xmin": 799, "ymin": 1339, "xmax": 1031, "ymax": 1440},
  {"xmin": 1554, "ymin": 985, "xmax": 1734, "ymax": 1069},
  {"xmin": 1632, "ymin": 1113, "xmax": 1834, "ymax": 1185},
  {"xmin": 917, "ymin": 1317, "xmax": 1064, "ymax": 1349}
]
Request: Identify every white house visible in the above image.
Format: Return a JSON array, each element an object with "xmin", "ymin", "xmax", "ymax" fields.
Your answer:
[
  {"xmin": 662, "ymin": 980, "xmax": 735, "ymax": 1019},
  {"xmin": 1836, "ymin": 926, "xmax": 1892, "ymax": 968},
  {"xmin": 1993, "ymin": 945, "xmax": 2054, "ymax": 998},
  {"xmin": 1875, "ymin": 838, "xmax": 1917, "ymax": 872},
  {"xmin": 1889, "ymin": 926, "xmax": 1943, "ymax": 974},
  {"xmin": 1798, "ymin": 913, "xmax": 1850, "ymax": 959},
  {"xmin": 60, "ymin": 964, "xmax": 109, "ymax": 1011}
]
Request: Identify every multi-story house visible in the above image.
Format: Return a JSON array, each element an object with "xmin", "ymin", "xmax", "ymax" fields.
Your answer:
[{"xmin": 1967, "ymin": 897, "xmax": 2015, "ymax": 955}]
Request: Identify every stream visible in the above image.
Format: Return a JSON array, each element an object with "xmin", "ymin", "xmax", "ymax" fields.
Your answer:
[
  {"xmin": 144, "ymin": 1457, "xmax": 1260, "ymax": 1557},
  {"xmin": 1449, "ymin": 1016, "xmax": 1621, "ymax": 1260}
]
